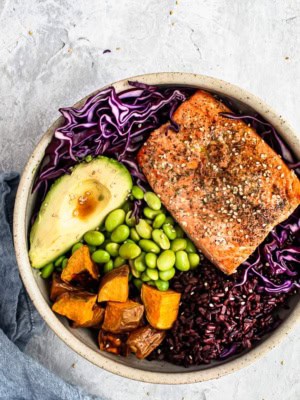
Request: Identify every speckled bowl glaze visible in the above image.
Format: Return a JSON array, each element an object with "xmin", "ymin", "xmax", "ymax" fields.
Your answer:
[{"xmin": 13, "ymin": 73, "xmax": 300, "ymax": 384}]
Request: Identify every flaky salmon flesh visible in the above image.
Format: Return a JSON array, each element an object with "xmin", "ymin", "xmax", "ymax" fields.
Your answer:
[{"xmin": 137, "ymin": 90, "xmax": 300, "ymax": 275}]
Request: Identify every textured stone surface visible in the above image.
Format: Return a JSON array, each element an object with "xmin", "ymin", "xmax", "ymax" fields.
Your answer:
[{"xmin": 1, "ymin": 0, "xmax": 300, "ymax": 398}]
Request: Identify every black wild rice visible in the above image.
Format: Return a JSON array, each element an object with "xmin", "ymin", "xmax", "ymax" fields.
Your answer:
[{"xmin": 148, "ymin": 259, "xmax": 294, "ymax": 367}]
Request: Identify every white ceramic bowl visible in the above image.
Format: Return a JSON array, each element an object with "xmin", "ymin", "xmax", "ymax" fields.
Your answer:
[{"xmin": 13, "ymin": 73, "xmax": 300, "ymax": 384}]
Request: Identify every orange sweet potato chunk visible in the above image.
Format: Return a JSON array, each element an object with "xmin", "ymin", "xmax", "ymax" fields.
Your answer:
[
  {"xmin": 61, "ymin": 245, "xmax": 99, "ymax": 284},
  {"xmin": 50, "ymin": 272, "xmax": 81, "ymax": 301},
  {"xmin": 102, "ymin": 300, "xmax": 144, "ymax": 333},
  {"xmin": 52, "ymin": 292, "xmax": 104, "ymax": 328},
  {"xmin": 98, "ymin": 265, "xmax": 129, "ymax": 303},
  {"xmin": 126, "ymin": 325, "xmax": 166, "ymax": 359},
  {"xmin": 141, "ymin": 284, "xmax": 181, "ymax": 330},
  {"xmin": 72, "ymin": 305, "xmax": 104, "ymax": 329}
]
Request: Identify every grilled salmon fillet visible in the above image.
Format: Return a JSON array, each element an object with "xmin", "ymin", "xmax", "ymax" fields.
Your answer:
[{"xmin": 137, "ymin": 90, "xmax": 300, "ymax": 275}]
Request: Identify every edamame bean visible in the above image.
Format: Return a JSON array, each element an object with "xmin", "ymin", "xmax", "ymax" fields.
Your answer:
[
  {"xmin": 131, "ymin": 262, "xmax": 142, "ymax": 278},
  {"xmin": 175, "ymin": 225, "xmax": 184, "ymax": 238},
  {"xmin": 41, "ymin": 263, "xmax": 54, "ymax": 279},
  {"xmin": 155, "ymin": 279, "xmax": 169, "ymax": 291},
  {"xmin": 105, "ymin": 242, "xmax": 120, "ymax": 257},
  {"xmin": 92, "ymin": 249, "xmax": 110, "ymax": 264},
  {"xmin": 62, "ymin": 258, "xmax": 68, "ymax": 269},
  {"xmin": 171, "ymin": 238, "xmax": 187, "ymax": 252},
  {"xmin": 145, "ymin": 219, "xmax": 153, "ymax": 225},
  {"xmin": 185, "ymin": 239, "xmax": 197, "ymax": 253},
  {"xmin": 143, "ymin": 207, "xmax": 161, "ymax": 219},
  {"xmin": 54, "ymin": 255, "xmax": 65, "ymax": 268},
  {"xmin": 103, "ymin": 260, "xmax": 114, "ymax": 273},
  {"xmin": 159, "ymin": 268, "xmax": 176, "ymax": 281},
  {"xmin": 85, "ymin": 155, "xmax": 93, "ymax": 162},
  {"xmin": 111, "ymin": 224, "xmax": 130, "ymax": 243},
  {"xmin": 72, "ymin": 242, "xmax": 83, "ymax": 254},
  {"xmin": 141, "ymin": 271, "xmax": 151, "ymax": 282},
  {"xmin": 125, "ymin": 239, "xmax": 135, "ymax": 244},
  {"xmin": 164, "ymin": 216, "xmax": 175, "ymax": 225},
  {"xmin": 144, "ymin": 192, "xmax": 161, "ymax": 210},
  {"xmin": 83, "ymin": 230, "xmax": 105, "ymax": 246},
  {"xmin": 134, "ymin": 253, "xmax": 147, "ymax": 272},
  {"xmin": 133, "ymin": 278, "xmax": 143, "ymax": 290},
  {"xmin": 146, "ymin": 268, "xmax": 159, "ymax": 281},
  {"xmin": 122, "ymin": 200, "xmax": 133, "ymax": 213},
  {"xmin": 135, "ymin": 219, "xmax": 152, "ymax": 239},
  {"xmin": 152, "ymin": 229, "xmax": 170, "ymax": 250},
  {"xmin": 105, "ymin": 209, "xmax": 126, "ymax": 232},
  {"xmin": 188, "ymin": 253, "xmax": 200, "ymax": 269},
  {"xmin": 132, "ymin": 185, "xmax": 144, "ymax": 200},
  {"xmin": 114, "ymin": 256, "xmax": 126, "ymax": 268},
  {"xmin": 119, "ymin": 242, "xmax": 141, "ymax": 259},
  {"xmin": 125, "ymin": 211, "xmax": 136, "ymax": 227},
  {"xmin": 157, "ymin": 250, "xmax": 176, "ymax": 271},
  {"xmin": 139, "ymin": 239, "xmax": 160, "ymax": 254},
  {"xmin": 147, "ymin": 280, "xmax": 156, "ymax": 286},
  {"xmin": 145, "ymin": 253, "xmax": 157, "ymax": 269},
  {"xmin": 162, "ymin": 224, "xmax": 177, "ymax": 240},
  {"xmin": 153, "ymin": 213, "xmax": 166, "ymax": 229},
  {"xmin": 130, "ymin": 227, "xmax": 140, "ymax": 242},
  {"xmin": 175, "ymin": 250, "xmax": 190, "ymax": 271}
]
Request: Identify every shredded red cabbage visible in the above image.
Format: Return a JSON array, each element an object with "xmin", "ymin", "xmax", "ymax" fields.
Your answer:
[
  {"xmin": 33, "ymin": 82, "xmax": 191, "ymax": 203},
  {"xmin": 220, "ymin": 112, "xmax": 300, "ymax": 295}
]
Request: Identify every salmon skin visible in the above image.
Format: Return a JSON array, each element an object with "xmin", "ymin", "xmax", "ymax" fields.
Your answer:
[{"xmin": 137, "ymin": 90, "xmax": 300, "ymax": 275}]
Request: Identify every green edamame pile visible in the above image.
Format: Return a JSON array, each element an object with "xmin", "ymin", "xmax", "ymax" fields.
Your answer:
[{"xmin": 40, "ymin": 186, "xmax": 201, "ymax": 292}]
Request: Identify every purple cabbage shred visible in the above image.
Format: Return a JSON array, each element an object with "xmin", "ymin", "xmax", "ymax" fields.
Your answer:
[{"xmin": 33, "ymin": 82, "xmax": 191, "ymax": 219}]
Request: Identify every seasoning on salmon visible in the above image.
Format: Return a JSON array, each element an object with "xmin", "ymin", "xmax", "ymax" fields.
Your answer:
[{"xmin": 137, "ymin": 90, "xmax": 300, "ymax": 274}]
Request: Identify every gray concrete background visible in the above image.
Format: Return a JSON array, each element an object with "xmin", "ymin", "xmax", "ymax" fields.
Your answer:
[{"xmin": 1, "ymin": 0, "xmax": 300, "ymax": 399}]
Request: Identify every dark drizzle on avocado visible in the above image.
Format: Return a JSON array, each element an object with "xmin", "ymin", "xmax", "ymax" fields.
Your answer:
[{"xmin": 73, "ymin": 191, "xmax": 99, "ymax": 220}]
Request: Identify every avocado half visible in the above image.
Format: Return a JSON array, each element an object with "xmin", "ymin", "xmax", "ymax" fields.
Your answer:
[{"xmin": 29, "ymin": 157, "xmax": 132, "ymax": 268}]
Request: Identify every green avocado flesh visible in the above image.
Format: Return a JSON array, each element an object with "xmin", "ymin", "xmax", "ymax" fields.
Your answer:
[{"xmin": 29, "ymin": 157, "xmax": 132, "ymax": 268}]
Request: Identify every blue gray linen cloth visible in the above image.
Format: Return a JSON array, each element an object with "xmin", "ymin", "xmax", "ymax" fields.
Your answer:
[{"xmin": 0, "ymin": 172, "xmax": 100, "ymax": 400}]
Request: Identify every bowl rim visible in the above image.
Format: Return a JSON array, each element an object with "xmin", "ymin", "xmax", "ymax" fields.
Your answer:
[{"xmin": 13, "ymin": 72, "xmax": 300, "ymax": 384}]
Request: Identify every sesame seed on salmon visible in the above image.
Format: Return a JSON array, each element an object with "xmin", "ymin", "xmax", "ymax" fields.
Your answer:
[{"xmin": 137, "ymin": 90, "xmax": 300, "ymax": 275}]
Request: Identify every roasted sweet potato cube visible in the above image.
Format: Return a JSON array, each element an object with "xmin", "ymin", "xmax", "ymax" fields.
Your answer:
[
  {"xmin": 141, "ymin": 284, "xmax": 181, "ymax": 330},
  {"xmin": 52, "ymin": 292, "xmax": 104, "ymax": 328},
  {"xmin": 98, "ymin": 265, "xmax": 129, "ymax": 303},
  {"xmin": 61, "ymin": 245, "xmax": 99, "ymax": 284},
  {"xmin": 102, "ymin": 300, "xmax": 144, "ymax": 333},
  {"xmin": 72, "ymin": 305, "xmax": 104, "ymax": 329},
  {"xmin": 98, "ymin": 330, "xmax": 129, "ymax": 356},
  {"xmin": 50, "ymin": 272, "xmax": 82, "ymax": 301},
  {"xmin": 126, "ymin": 325, "xmax": 166, "ymax": 359}
]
